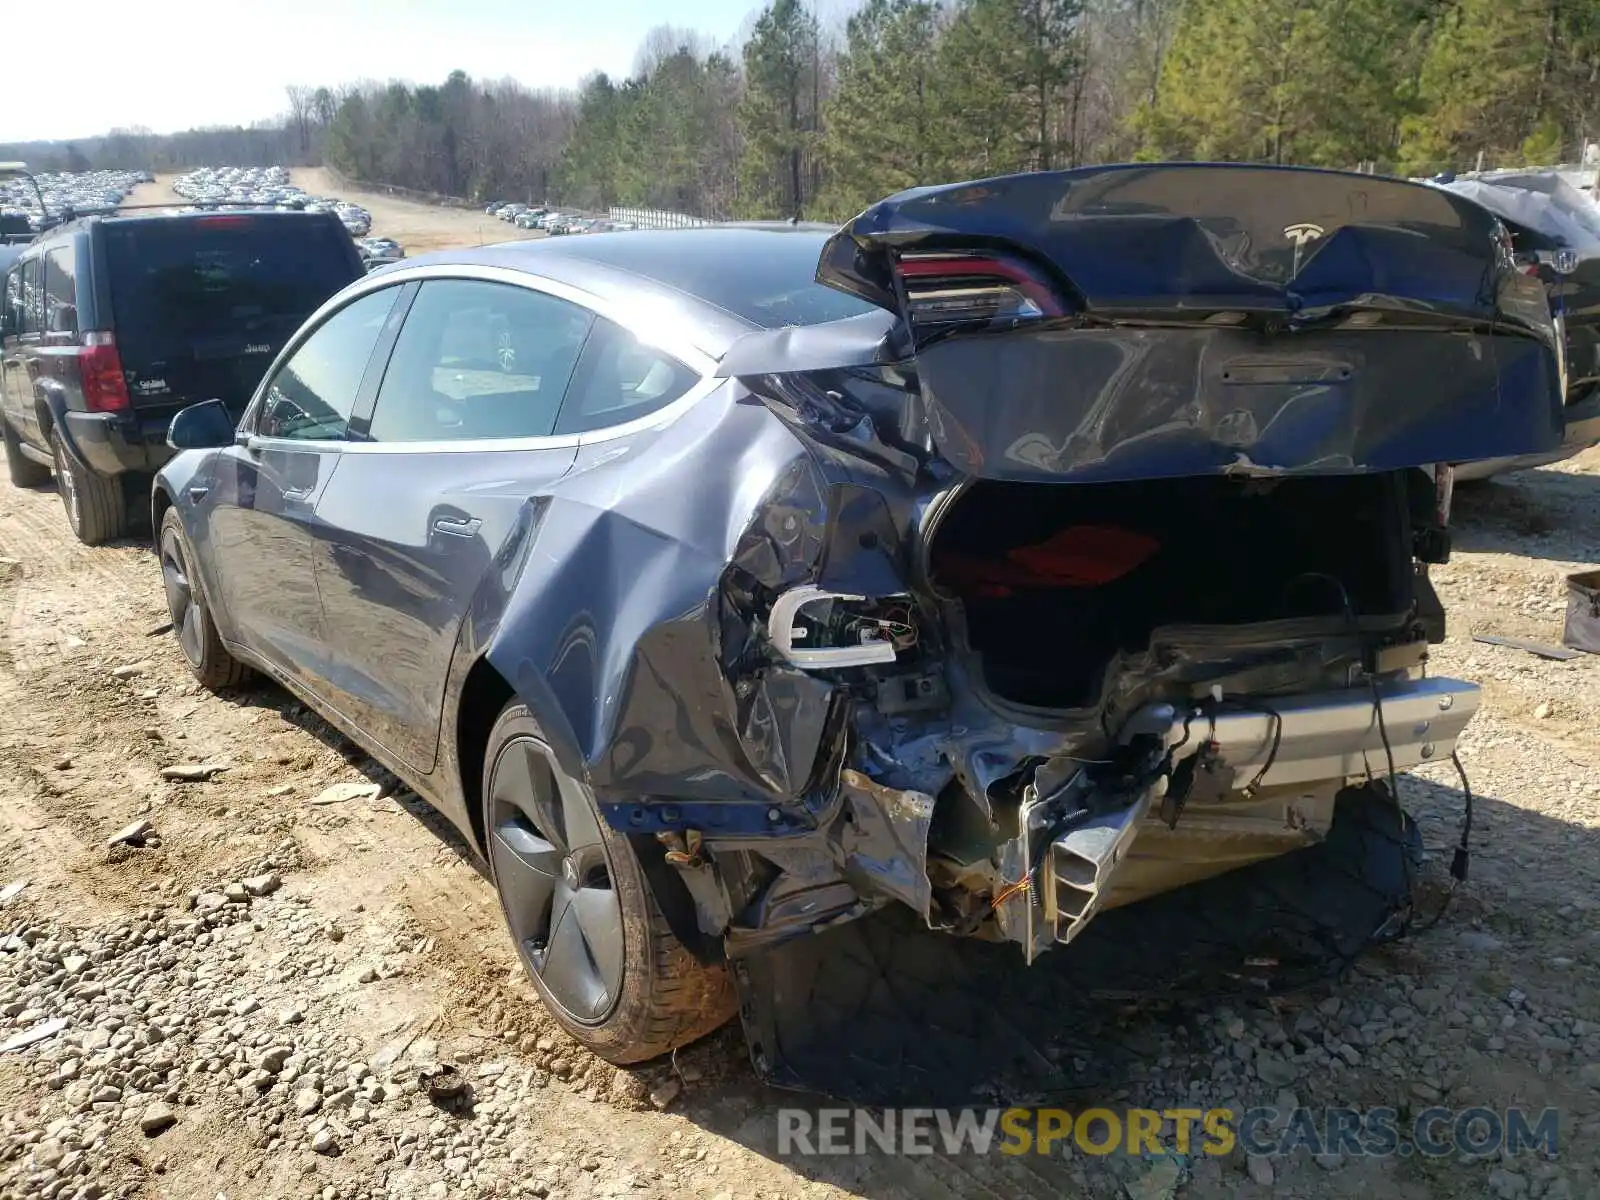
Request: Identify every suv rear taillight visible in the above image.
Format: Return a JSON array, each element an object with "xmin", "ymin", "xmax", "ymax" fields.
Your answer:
[
  {"xmin": 78, "ymin": 332, "xmax": 132, "ymax": 413},
  {"xmin": 894, "ymin": 250, "xmax": 1069, "ymax": 330}
]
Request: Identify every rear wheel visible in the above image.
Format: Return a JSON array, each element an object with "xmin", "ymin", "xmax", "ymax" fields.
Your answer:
[
  {"xmin": 51, "ymin": 430, "xmax": 125, "ymax": 545},
  {"xmin": 2, "ymin": 418, "xmax": 49, "ymax": 488},
  {"xmin": 483, "ymin": 702, "xmax": 735, "ymax": 1063},
  {"xmin": 159, "ymin": 508, "xmax": 250, "ymax": 689}
]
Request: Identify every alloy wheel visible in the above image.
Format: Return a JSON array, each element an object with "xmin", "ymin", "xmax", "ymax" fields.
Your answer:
[
  {"xmin": 159, "ymin": 528, "xmax": 205, "ymax": 668},
  {"xmin": 53, "ymin": 441, "xmax": 79, "ymax": 529},
  {"xmin": 487, "ymin": 736, "xmax": 625, "ymax": 1023}
]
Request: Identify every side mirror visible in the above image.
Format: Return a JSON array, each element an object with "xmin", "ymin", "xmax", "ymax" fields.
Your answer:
[{"xmin": 167, "ymin": 399, "xmax": 236, "ymax": 451}]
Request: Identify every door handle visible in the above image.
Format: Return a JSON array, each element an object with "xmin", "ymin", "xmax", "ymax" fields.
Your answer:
[{"xmin": 432, "ymin": 515, "xmax": 482, "ymax": 538}]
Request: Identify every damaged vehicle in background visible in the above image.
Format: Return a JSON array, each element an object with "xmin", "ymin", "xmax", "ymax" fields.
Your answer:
[
  {"xmin": 151, "ymin": 164, "xmax": 1564, "ymax": 1073},
  {"xmin": 1431, "ymin": 168, "xmax": 1600, "ymax": 479}
]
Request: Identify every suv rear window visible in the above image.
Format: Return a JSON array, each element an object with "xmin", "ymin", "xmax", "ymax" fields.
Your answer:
[{"xmin": 103, "ymin": 217, "xmax": 355, "ymax": 347}]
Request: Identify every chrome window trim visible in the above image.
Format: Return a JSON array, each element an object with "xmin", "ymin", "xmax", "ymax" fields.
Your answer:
[
  {"xmin": 245, "ymin": 375, "xmax": 723, "ymax": 456},
  {"xmin": 242, "ymin": 264, "xmax": 721, "ymax": 453}
]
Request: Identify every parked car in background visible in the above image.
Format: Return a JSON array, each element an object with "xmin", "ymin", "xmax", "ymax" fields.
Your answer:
[
  {"xmin": 513, "ymin": 209, "xmax": 548, "ymax": 230},
  {"xmin": 357, "ymin": 236, "xmax": 405, "ymax": 264},
  {"xmin": 3, "ymin": 164, "xmax": 145, "ymax": 234},
  {"xmin": 0, "ymin": 209, "xmax": 366, "ymax": 543},
  {"xmin": 150, "ymin": 164, "xmax": 1562, "ymax": 1071},
  {"xmin": 171, "ymin": 168, "xmax": 373, "ymax": 236}
]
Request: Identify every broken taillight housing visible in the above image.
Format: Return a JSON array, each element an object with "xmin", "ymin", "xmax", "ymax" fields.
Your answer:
[
  {"xmin": 894, "ymin": 250, "xmax": 1069, "ymax": 331},
  {"xmin": 767, "ymin": 587, "xmax": 918, "ymax": 670}
]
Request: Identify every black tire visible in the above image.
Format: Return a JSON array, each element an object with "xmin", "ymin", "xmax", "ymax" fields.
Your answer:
[
  {"xmin": 2, "ymin": 418, "xmax": 50, "ymax": 488},
  {"xmin": 50, "ymin": 430, "xmax": 126, "ymax": 545},
  {"xmin": 483, "ymin": 702, "xmax": 735, "ymax": 1063},
  {"xmin": 158, "ymin": 508, "xmax": 250, "ymax": 689}
]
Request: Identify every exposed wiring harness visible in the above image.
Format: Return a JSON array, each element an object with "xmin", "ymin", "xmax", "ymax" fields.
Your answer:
[
  {"xmin": 1411, "ymin": 750, "xmax": 1474, "ymax": 932},
  {"xmin": 990, "ymin": 805, "xmax": 1093, "ymax": 911},
  {"xmin": 1296, "ymin": 569, "xmax": 1475, "ymax": 933},
  {"xmin": 842, "ymin": 600, "xmax": 919, "ymax": 652}
]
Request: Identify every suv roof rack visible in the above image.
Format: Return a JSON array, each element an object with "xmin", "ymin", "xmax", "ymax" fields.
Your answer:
[{"xmin": 102, "ymin": 202, "xmax": 323, "ymax": 214}]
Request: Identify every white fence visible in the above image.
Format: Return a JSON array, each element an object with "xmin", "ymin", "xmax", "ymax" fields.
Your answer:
[{"xmin": 608, "ymin": 206, "xmax": 714, "ymax": 230}]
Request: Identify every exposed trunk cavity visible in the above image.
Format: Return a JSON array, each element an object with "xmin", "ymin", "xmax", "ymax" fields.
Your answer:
[{"xmin": 928, "ymin": 472, "xmax": 1415, "ymax": 711}]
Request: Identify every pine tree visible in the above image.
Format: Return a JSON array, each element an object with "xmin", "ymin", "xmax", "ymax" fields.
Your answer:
[
  {"xmin": 819, "ymin": 0, "xmax": 943, "ymax": 219},
  {"xmin": 934, "ymin": 0, "xmax": 1086, "ymax": 181},
  {"xmin": 557, "ymin": 74, "xmax": 624, "ymax": 210},
  {"xmin": 937, "ymin": 0, "xmax": 1034, "ymax": 177},
  {"xmin": 1140, "ymin": 0, "xmax": 1408, "ymax": 168},
  {"xmin": 737, "ymin": 0, "xmax": 823, "ymax": 218},
  {"xmin": 1398, "ymin": 0, "xmax": 1553, "ymax": 173}
]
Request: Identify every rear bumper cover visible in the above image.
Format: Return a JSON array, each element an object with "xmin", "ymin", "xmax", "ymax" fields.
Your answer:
[
  {"xmin": 61, "ymin": 410, "xmax": 173, "ymax": 477},
  {"xmin": 996, "ymin": 674, "xmax": 1478, "ymax": 959}
]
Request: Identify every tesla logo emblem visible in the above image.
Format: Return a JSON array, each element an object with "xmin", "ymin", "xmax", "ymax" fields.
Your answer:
[{"xmin": 1283, "ymin": 223, "xmax": 1326, "ymax": 246}]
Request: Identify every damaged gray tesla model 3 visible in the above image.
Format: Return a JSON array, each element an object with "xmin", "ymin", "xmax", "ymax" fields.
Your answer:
[{"xmin": 153, "ymin": 163, "xmax": 1566, "ymax": 1089}]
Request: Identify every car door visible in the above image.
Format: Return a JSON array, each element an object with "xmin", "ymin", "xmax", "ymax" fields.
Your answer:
[
  {"xmin": 203, "ymin": 284, "xmax": 408, "ymax": 687},
  {"xmin": 0, "ymin": 260, "xmax": 25, "ymax": 433},
  {"xmin": 1, "ymin": 256, "xmax": 43, "ymax": 444},
  {"xmin": 306, "ymin": 275, "xmax": 598, "ymax": 775}
]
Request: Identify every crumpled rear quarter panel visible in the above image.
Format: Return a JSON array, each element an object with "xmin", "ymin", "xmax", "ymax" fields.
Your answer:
[{"xmin": 482, "ymin": 384, "xmax": 846, "ymax": 815}]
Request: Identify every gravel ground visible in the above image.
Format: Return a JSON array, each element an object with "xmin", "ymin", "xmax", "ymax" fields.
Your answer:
[{"xmin": 1, "ymin": 442, "xmax": 1599, "ymax": 1200}]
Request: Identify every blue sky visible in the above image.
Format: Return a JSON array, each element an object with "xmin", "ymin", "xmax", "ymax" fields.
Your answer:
[{"xmin": 4, "ymin": 0, "xmax": 813, "ymax": 142}]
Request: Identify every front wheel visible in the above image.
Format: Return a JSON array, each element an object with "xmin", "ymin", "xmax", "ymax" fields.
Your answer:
[
  {"xmin": 51, "ymin": 431, "xmax": 126, "ymax": 545},
  {"xmin": 159, "ymin": 508, "xmax": 250, "ymax": 689},
  {"xmin": 483, "ymin": 703, "xmax": 736, "ymax": 1063}
]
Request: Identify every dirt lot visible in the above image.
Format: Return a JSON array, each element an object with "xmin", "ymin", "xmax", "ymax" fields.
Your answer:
[
  {"xmin": 120, "ymin": 172, "xmax": 543, "ymax": 255},
  {"xmin": 290, "ymin": 169, "xmax": 544, "ymax": 255},
  {"xmin": 0, "ymin": 181, "xmax": 1598, "ymax": 1200}
]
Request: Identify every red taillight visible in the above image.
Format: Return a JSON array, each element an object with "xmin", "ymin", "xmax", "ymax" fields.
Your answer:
[
  {"xmin": 78, "ymin": 333, "xmax": 131, "ymax": 413},
  {"xmin": 195, "ymin": 215, "xmax": 253, "ymax": 229},
  {"xmin": 894, "ymin": 250, "xmax": 1068, "ymax": 329}
]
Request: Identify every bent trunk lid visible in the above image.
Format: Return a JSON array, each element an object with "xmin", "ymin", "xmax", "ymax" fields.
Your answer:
[{"xmin": 795, "ymin": 164, "xmax": 1565, "ymax": 483}]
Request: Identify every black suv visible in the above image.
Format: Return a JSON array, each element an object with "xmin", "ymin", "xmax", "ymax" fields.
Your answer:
[{"xmin": 0, "ymin": 210, "xmax": 365, "ymax": 543}]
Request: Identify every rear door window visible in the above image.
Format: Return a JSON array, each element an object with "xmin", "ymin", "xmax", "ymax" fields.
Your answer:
[
  {"xmin": 2, "ymin": 266, "xmax": 20, "ymax": 336},
  {"xmin": 19, "ymin": 259, "xmax": 41, "ymax": 335},
  {"xmin": 366, "ymin": 279, "xmax": 593, "ymax": 442},
  {"xmin": 103, "ymin": 216, "xmax": 356, "ymax": 350},
  {"xmin": 43, "ymin": 247, "xmax": 77, "ymax": 336}
]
